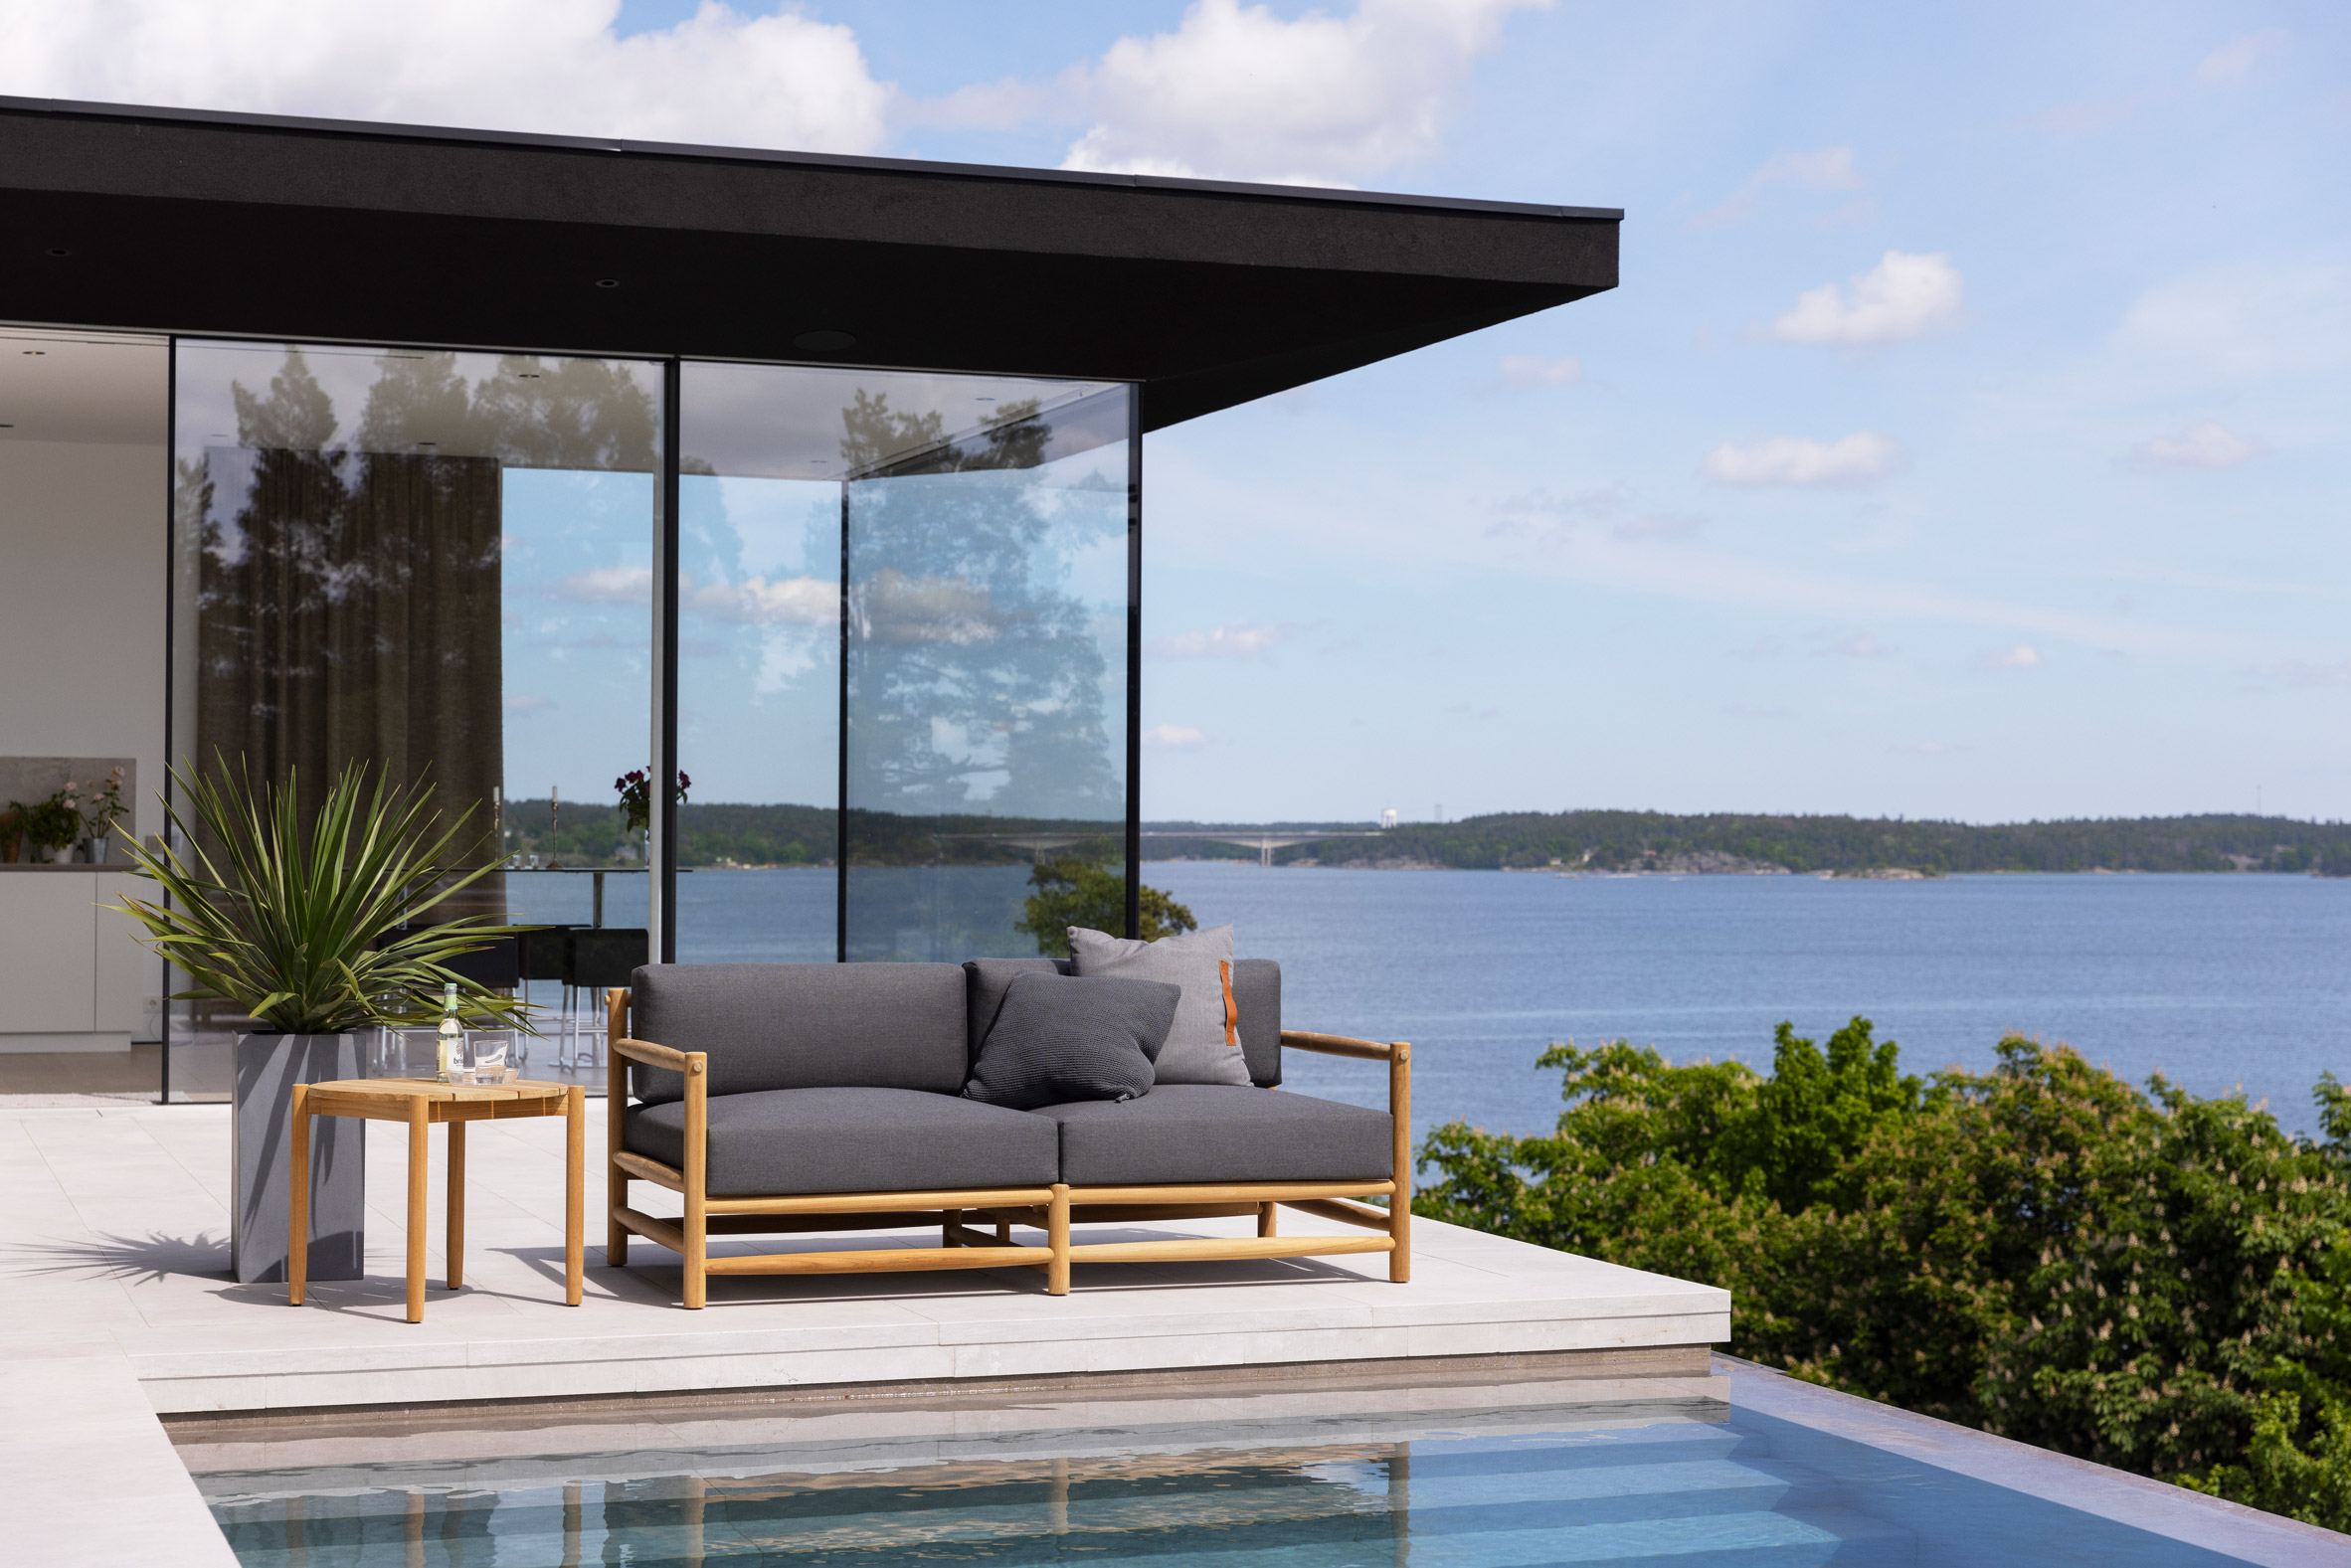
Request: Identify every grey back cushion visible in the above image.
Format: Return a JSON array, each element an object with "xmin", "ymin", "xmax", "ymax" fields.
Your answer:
[
  {"xmin": 963, "ymin": 971, "xmax": 1177, "ymax": 1110},
  {"xmin": 629, "ymin": 962, "xmax": 969, "ymax": 1104},
  {"xmin": 1231, "ymin": 958, "xmax": 1281, "ymax": 1087},
  {"xmin": 963, "ymin": 957, "xmax": 1068, "ymax": 1072}
]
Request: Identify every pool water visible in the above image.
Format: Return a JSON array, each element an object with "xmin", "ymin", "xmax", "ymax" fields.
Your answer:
[{"xmin": 193, "ymin": 1363, "xmax": 2337, "ymax": 1567}]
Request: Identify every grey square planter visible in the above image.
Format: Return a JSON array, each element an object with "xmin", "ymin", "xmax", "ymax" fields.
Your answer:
[{"xmin": 232, "ymin": 1033, "xmax": 367, "ymax": 1285}]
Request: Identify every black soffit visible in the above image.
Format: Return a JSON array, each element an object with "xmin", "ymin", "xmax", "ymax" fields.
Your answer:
[{"xmin": 0, "ymin": 96, "xmax": 1619, "ymax": 432}]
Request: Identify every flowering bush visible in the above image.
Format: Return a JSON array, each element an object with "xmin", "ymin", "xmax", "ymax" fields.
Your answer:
[
  {"xmin": 13, "ymin": 785, "xmax": 85, "ymax": 851},
  {"xmin": 614, "ymin": 768, "xmax": 691, "ymax": 835}
]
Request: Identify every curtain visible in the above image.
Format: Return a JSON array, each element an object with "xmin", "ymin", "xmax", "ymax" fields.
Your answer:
[{"xmin": 197, "ymin": 446, "xmax": 505, "ymax": 917}]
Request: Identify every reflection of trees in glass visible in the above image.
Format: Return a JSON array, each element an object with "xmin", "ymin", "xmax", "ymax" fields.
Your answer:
[
  {"xmin": 842, "ymin": 391, "xmax": 1123, "ymax": 826},
  {"xmin": 195, "ymin": 350, "xmax": 504, "ymax": 887}
]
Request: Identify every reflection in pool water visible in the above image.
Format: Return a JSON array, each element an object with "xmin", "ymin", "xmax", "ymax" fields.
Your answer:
[{"xmin": 194, "ymin": 1363, "xmax": 2314, "ymax": 1567}]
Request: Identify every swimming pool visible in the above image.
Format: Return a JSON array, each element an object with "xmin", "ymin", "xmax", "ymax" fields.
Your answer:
[{"xmin": 188, "ymin": 1358, "xmax": 2347, "ymax": 1567}]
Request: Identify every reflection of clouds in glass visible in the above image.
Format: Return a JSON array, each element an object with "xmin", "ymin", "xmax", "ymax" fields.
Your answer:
[
  {"xmin": 859, "ymin": 570, "xmax": 1000, "ymax": 645},
  {"xmin": 686, "ymin": 573, "xmax": 835, "ymax": 624},
  {"xmin": 755, "ymin": 630, "xmax": 820, "ymax": 696},
  {"xmin": 555, "ymin": 564, "xmax": 652, "ymax": 603}
]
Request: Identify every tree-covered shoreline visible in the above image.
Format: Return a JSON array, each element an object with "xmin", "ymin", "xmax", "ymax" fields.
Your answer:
[{"xmin": 1164, "ymin": 809, "xmax": 2351, "ymax": 875}]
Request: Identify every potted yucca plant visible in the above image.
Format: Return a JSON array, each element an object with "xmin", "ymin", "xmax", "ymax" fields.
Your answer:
[{"xmin": 116, "ymin": 758, "xmax": 533, "ymax": 1285}]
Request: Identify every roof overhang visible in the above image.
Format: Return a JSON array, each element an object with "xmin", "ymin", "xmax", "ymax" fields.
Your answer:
[{"xmin": 0, "ymin": 97, "xmax": 1618, "ymax": 432}]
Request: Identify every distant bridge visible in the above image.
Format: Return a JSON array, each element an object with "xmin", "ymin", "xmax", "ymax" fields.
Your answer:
[{"xmin": 939, "ymin": 828, "xmax": 1385, "ymax": 867}]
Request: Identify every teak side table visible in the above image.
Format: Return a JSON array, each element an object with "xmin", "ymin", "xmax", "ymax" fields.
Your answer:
[{"xmin": 287, "ymin": 1077, "xmax": 586, "ymax": 1323}]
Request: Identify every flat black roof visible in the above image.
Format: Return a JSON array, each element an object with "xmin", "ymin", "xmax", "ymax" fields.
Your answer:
[{"xmin": 0, "ymin": 96, "xmax": 1618, "ymax": 430}]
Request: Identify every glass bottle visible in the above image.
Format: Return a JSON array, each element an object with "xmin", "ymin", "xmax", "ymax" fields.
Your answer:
[{"xmin": 437, "ymin": 983, "xmax": 463, "ymax": 1084}]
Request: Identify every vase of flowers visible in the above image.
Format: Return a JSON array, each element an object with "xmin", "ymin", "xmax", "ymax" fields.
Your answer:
[
  {"xmin": 10, "ymin": 785, "xmax": 85, "ymax": 862},
  {"xmin": 614, "ymin": 767, "xmax": 691, "ymax": 836},
  {"xmin": 80, "ymin": 766, "xmax": 125, "ymax": 863}
]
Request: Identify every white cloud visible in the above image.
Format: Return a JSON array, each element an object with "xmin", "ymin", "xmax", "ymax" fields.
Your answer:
[
  {"xmin": 1770, "ymin": 251, "xmax": 1963, "ymax": 346},
  {"xmin": 555, "ymin": 564, "xmax": 652, "ymax": 604},
  {"xmin": 1827, "ymin": 633, "xmax": 1888, "ymax": 660},
  {"xmin": 504, "ymin": 694, "xmax": 554, "ymax": 714},
  {"xmin": 1979, "ymin": 644, "xmax": 2042, "ymax": 670},
  {"xmin": 686, "ymin": 574, "xmax": 837, "ymax": 624},
  {"xmin": 2134, "ymin": 421, "xmax": 2265, "ymax": 472},
  {"xmin": 1142, "ymin": 724, "xmax": 1209, "ymax": 748},
  {"xmin": 1058, "ymin": 0, "xmax": 1549, "ymax": 185},
  {"xmin": 1498, "ymin": 353, "xmax": 1582, "ymax": 387},
  {"xmin": 1702, "ymin": 433, "xmax": 1899, "ymax": 487},
  {"xmin": 1148, "ymin": 620, "xmax": 1294, "ymax": 658},
  {"xmin": 2197, "ymin": 29, "xmax": 2286, "ymax": 86},
  {"xmin": 1698, "ymin": 146, "xmax": 1863, "ymax": 227},
  {"xmin": 0, "ymin": 1, "xmax": 889, "ymax": 152}
]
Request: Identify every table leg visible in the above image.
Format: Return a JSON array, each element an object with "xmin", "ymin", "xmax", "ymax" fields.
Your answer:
[
  {"xmin": 407, "ymin": 1097, "xmax": 429, "ymax": 1323},
  {"xmin": 447, "ymin": 1119, "xmax": 466, "ymax": 1292},
  {"xmin": 566, "ymin": 1086, "xmax": 585, "ymax": 1306},
  {"xmin": 287, "ymin": 1085, "xmax": 309, "ymax": 1306}
]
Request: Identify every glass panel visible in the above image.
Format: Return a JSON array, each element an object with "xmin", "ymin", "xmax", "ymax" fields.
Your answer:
[
  {"xmin": 841, "ymin": 376, "xmax": 1133, "ymax": 960},
  {"xmin": 673, "ymin": 362, "xmax": 845, "ymax": 962},
  {"xmin": 169, "ymin": 342, "xmax": 660, "ymax": 1096}
]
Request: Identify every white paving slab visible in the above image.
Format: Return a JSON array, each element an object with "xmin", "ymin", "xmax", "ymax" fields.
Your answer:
[{"xmin": 0, "ymin": 1101, "xmax": 1728, "ymax": 1421}]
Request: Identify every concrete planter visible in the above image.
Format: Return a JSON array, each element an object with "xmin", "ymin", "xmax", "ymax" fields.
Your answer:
[{"xmin": 231, "ymin": 1033, "xmax": 367, "ymax": 1285}]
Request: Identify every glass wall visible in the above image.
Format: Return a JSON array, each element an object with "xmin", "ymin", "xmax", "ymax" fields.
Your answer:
[
  {"xmin": 169, "ymin": 342, "xmax": 661, "ymax": 1091},
  {"xmin": 841, "ymin": 379, "xmax": 1133, "ymax": 960},
  {"xmin": 678, "ymin": 364, "xmax": 1133, "ymax": 963}
]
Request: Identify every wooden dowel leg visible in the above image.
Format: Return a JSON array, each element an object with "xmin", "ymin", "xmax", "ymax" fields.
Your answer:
[
  {"xmin": 995, "ymin": 1212, "xmax": 1012, "ymax": 1246},
  {"xmin": 1047, "ymin": 1183, "xmax": 1071, "ymax": 1296},
  {"xmin": 1257, "ymin": 1200, "xmax": 1277, "ymax": 1238},
  {"xmin": 1390, "ymin": 1042, "xmax": 1412, "ymax": 1285},
  {"xmin": 447, "ymin": 1119, "xmax": 465, "ymax": 1292},
  {"xmin": 943, "ymin": 1208, "xmax": 963, "ymax": 1247},
  {"xmin": 406, "ymin": 1097, "xmax": 429, "ymax": 1323},
  {"xmin": 287, "ymin": 1085, "xmax": 309, "ymax": 1306},
  {"xmin": 566, "ymin": 1085, "xmax": 586, "ymax": 1306}
]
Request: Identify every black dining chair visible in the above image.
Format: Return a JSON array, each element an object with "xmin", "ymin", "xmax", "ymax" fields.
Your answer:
[
  {"xmin": 515, "ymin": 927, "xmax": 578, "ymax": 1065},
  {"xmin": 560, "ymin": 928, "xmax": 648, "ymax": 1069}
]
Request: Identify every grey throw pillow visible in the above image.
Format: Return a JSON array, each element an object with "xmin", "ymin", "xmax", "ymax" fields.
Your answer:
[
  {"xmin": 962, "ymin": 971, "xmax": 1177, "ymax": 1112},
  {"xmin": 1066, "ymin": 924, "xmax": 1252, "ymax": 1087}
]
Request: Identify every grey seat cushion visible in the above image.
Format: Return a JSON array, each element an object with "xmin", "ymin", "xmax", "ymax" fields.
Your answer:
[
  {"xmin": 630, "ymin": 962, "xmax": 969, "ymax": 1104},
  {"xmin": 626, "ymin": 1087, "xmax": 1059, "ymax": 1198},
  {"xmin": 1036, "ymin": 1085, "xmax": 1392, "ymax": 1186},
  {"xmin": 964, "ymin": 971, "xmax": 1177, "ymax": 1110}
]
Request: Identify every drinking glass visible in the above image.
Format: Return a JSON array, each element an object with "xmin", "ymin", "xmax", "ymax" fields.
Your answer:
[{"xmin": 466, "ymin": 1029, "xmax": 515, "ymax": 1083}]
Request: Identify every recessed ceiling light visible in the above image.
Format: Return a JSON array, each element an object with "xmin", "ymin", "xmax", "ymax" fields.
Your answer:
[
  {"xmin": 22, "ymin": 349, "xmax": 46, "ymax": 356},
  {"xmin": 45, "ymin": 248, "xmax": 70, "ymax": 257},
  {"xmin": 794, "ymin": 329, "xmax": 856, "ymax": 353},
  {"xmin": 0, "ymin": 424, "xmax": 13, "ymax": 430},
  {"xmin": 595, "ymin": 278, "xmax": 622, "ymax": 289}
]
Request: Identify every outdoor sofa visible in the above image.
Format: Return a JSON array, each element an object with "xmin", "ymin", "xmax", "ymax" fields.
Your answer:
[{"xmin": 604, "ymin": 958, "xmax": 1410, "ymax": 1307}]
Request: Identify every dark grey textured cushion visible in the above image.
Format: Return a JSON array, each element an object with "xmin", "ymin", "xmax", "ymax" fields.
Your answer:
[
  {"xmin": 1231, "ymin": 958, "xmax": 1281, "ymax": 1087},
  {"xmin": 964, "ymin": 972, "xmax": 1176, "ymax": 1111},
  {"xmin": 630, "ymin": 962, "xmax": 968, "ymax": 1104},
  {"xmin": 1036, "ymin": 1085, "xmax": 1392, "ymax": 1185},
  {"xmin": 625, "ymin": 1086, "xmax": 1059, "ymax": 1197},
  {"xmin": 962, "ymin": 957, "xmax": 1066, "ymax": 1071}
]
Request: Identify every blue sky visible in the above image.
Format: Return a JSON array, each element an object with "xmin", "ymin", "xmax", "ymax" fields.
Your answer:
[{"xmin": 18, "ymin": 2, "xmax": 2346, "ymax": 823}]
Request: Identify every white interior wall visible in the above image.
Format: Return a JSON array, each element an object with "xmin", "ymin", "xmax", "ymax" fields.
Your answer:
[{"xmin": 0, "ymin": 437, "xmax": 169, "ymax": 843}]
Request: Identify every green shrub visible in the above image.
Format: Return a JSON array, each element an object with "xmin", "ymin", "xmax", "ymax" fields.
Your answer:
[{"xmin": 1415, "ymin": 1024, "xmax": 2351, "ymax": 1526}]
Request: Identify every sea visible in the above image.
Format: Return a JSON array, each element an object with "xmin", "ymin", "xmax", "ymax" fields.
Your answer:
[{"xmin": 524, "ymin": 865, "xmax": 2351, "ymax": 1142}]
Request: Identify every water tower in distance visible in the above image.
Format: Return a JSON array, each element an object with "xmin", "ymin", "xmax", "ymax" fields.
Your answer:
[{"xmin": 1379, "ymin": 807, "xmax": 1399, "ymax": 829}]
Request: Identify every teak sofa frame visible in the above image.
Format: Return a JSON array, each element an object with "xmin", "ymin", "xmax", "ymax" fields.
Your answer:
[{"xmin": 602, "ymin": 988, "xmax": 1411, "ymax": 1307}]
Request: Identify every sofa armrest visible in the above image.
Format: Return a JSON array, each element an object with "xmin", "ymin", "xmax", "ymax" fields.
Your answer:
[
  {"xmin": 613, "ymin": 1036, "xmax": 705, "ymax": 1076},
  {"xmin": 1281, "ymin": 1029, "xmax": 1398, "ymax": 1061}
]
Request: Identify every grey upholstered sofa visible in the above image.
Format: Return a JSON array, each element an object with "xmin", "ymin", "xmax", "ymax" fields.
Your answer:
[{"xmin": 604, "ymin": 958, "xmax": 1411, "ymax": 1307}]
